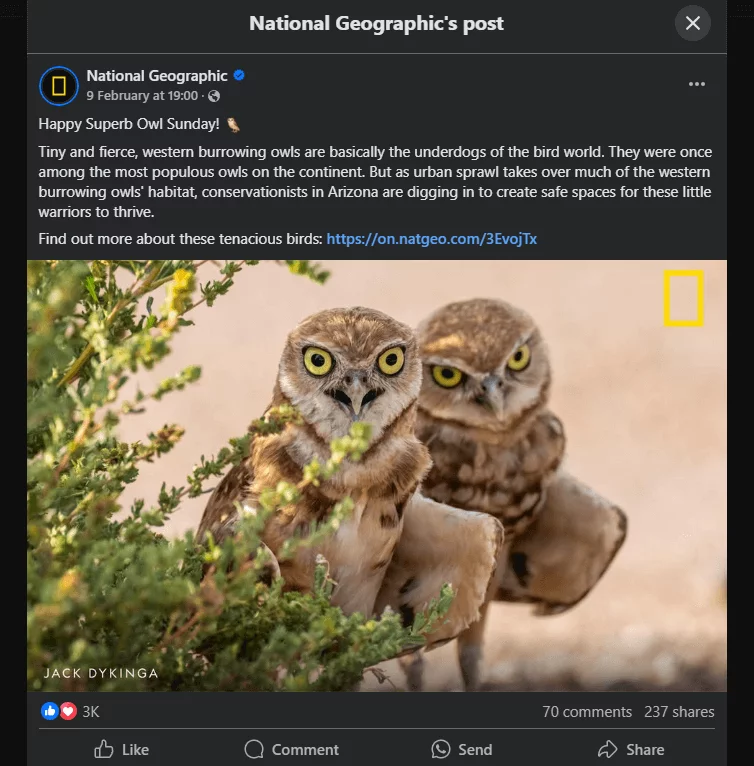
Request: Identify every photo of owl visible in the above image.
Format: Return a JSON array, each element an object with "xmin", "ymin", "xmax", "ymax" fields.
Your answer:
[
  {"xmin": 112, "ymin": 259, "xmax": 725, "ymax": 693},
  {"xmin": 399, "ymin": 298, "xmax": 627, "ymax": 690},
  {"xmin": 197, "ymin": 306, "xmax": 504, "ymax": 648}
]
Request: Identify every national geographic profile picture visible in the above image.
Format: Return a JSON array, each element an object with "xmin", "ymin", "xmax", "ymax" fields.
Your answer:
[{"xmin": 39, "ymin": 66, "xmax": 80, "ymax": 106}]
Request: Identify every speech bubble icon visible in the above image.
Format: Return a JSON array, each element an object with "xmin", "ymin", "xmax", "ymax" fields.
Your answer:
[
  {"xmin": 431, "ymin": 739, "xmax": 451, "ymax": 759},
  {"xmin": 244, "ymin": 739, "xmax": 264, "ymax": 759}
]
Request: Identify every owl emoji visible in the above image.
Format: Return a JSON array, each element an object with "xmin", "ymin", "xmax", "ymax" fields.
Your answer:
[
  {"xmin": 400, "ymin": 298, "xmax": 627, "ymax": 690},
  {"xmin": 197, "ymin": 307, "xmax": 504, "ymax": 650},
  {"xmin": 227, "ymin": 117, "xmax": 240, "ymax": 133}
]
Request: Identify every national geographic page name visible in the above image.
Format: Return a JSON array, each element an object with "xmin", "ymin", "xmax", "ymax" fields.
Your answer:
[{"xmin": 86, "ymin": 70, "xmax": 230, "ymax": 85}]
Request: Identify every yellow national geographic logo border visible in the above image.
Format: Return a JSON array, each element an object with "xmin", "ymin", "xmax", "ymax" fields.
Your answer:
[
  {"xmin": 51, "ymin": 76, "xmax": 67, "ymax": 97},
  {"xmin": 663, "ymin": 270, "xmax": 704, "ymax": 327}
]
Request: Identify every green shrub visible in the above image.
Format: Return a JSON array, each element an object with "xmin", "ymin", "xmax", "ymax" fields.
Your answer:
[{"xmin": 27, "ymin": 260, "xmax": 448, "ymax": 691}]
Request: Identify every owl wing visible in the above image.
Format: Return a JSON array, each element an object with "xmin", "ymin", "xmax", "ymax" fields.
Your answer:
[
  {"xmin": 197, "ymin": 459, "xmax": 255, "ymax": 544},
  {"xmin": 199, "ymin": 454, "xmax": 330, "ymax": 595},
  {"xmin": 495, "ymin": 471, "xmax": 627, "ymax": 615},
  {"xmin": 375, "ymin": 493, "xmax": 504, "ymax": 650}
]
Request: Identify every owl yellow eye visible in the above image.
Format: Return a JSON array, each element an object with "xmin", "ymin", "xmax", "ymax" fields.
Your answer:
[
  {"xmin": 377, "ymin": 346, "xmax": 405, "ymax": 375},
  {"xmin": 303, "ymin": 347, "xmax": 333, "ymax": 376},
  {"xmin": 507, "ymin": 344, "xmax": 531, "ymax": 371},
  {"xmin": 432, "ymin": 366, "xmax": 464, "ymax": 388}
]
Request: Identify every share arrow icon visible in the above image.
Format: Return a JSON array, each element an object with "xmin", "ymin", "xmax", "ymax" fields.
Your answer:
[{"xmin": 598, "ymin": 740, "xmax": 618, "ymax": 758}]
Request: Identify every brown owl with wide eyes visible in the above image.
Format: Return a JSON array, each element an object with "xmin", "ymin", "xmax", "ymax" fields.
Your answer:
[
  {"xmin": 400, "ymin": 298, "xmax": 627, "ymax": 691},
  {"xmin": 197, "ymin": 306, "xmax": 504, "ymax": 652}
]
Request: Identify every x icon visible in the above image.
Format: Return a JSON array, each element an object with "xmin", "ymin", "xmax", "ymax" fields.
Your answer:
[{"xmin": 686, "ymin": 15, "xmax": 701, "ymax": 30}]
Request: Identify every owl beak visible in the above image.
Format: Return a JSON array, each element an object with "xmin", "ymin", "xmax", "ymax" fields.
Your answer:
[
  {"xmin": 477, "ymin": 374, "xmax": 505, "ymax": 417},
  {"xmin": 331, "ymin": 373, "xmax": 380, "ymax": 420}
]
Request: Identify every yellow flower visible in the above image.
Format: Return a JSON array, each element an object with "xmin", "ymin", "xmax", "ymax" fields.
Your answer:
[
  {"xmin": 172, "ymin": 268, "xmax": 194, "ymax": 292},
  {"xmin": 56, "ymin": 568, "xmax": 82, "ymax": 599},
  {"xmin": 165, "ymin": 268, "xmax": 196, "ymax": 316}
]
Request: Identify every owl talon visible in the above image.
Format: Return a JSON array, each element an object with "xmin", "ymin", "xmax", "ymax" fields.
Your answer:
[
  {"xmin": 459, "ymin": 645, "xmax": 483, "ymax": 691},
  {"xmin": 398, "ymin": 651, "xmax": 424, "ymax": 692}
]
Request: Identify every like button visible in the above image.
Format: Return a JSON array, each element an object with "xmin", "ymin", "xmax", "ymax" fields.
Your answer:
[{"xmin": 94, "ymin": 740, "xmax": 114, "ymax": 759}]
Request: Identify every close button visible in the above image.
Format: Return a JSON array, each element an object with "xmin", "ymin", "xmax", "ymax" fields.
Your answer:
[{"xmin": 675, "ymin": 6, "xmax": 711, "ymax": 41}]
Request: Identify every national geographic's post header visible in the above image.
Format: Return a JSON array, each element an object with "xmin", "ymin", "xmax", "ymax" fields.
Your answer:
[
  {"xmin": 249, "ymin": 15, "xmax": 505, "ymax": 36},
  {"xmin": 27, "ymin": 0, "xmax": 727, "ymax": 54}
]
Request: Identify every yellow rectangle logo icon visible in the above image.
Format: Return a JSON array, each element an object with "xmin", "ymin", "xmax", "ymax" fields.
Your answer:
[
  {"xmin": 663, "ymin": 270, "xmax": 704, "ymax": 326},
  {"xmin": 51, "ymin": 76, "xmax": 66, "ymax": 97}
]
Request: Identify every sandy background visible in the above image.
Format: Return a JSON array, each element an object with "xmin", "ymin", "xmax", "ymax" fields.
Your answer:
[{"xmin": 118, "ymin": 259, "xmax": 727, "ymax": 691}]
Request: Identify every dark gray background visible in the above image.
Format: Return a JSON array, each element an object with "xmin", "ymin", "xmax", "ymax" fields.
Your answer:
[
  {"xmin": 27, "ymin": 1, "xmax": 727, "ymax": 256},
  {"xmin": 27, "ymin": 50, "xmax": 726, "ymax": 256},
  {"xmin": 28, "ymin": 691, "xmax": 727, "ymax": 765},
  {"xmin": 28, "ymin": 1, "xmax": 727, "ymax": 54},
  {"xmin": 26, "ymin": 3, "xmax": 727, "ymax": 763}
]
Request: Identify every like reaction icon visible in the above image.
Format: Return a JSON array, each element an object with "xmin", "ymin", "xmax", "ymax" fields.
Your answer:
[
  {"xmin": 60, "ymin": 702, "xmax": 77, "ymax": 720},
  {"xmin": 41, "ymin": 702, "xmax": 59, "ymax": 720},
  {"xmin": 94, "ymin": 740, "xmax": 114, "ymax": 759}
]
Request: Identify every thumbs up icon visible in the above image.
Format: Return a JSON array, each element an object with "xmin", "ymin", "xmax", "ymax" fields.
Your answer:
[{"xmin": 94, "ymin": 740, "xmax": 114, "ymax": 759}]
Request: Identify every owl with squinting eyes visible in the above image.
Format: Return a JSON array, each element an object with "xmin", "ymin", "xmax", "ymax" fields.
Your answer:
[
  {"xmin": 198, "ymin": 306, "xmax": 504, "ymax": 652},
  {"xmin": 400, "ymin": 298, "xmax": 627, "ymax": 691}
]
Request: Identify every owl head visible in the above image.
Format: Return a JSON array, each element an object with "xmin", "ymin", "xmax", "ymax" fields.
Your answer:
[
  {"xmin": 276, "ymin": 307, "xmax": 422, "ymax": 442},
  {"xmin": 417, "ymin": 298, "xmax": 551, "ymax": 433}
]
